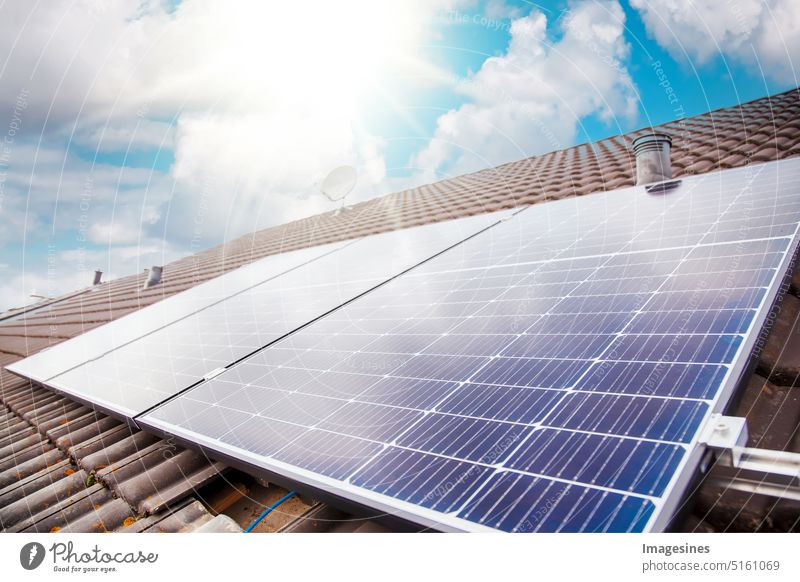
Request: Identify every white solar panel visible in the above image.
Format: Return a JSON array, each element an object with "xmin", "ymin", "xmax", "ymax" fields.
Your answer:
[{"xmin": 7, "ymin": 241, "xmax": 345, "ymax": 382}]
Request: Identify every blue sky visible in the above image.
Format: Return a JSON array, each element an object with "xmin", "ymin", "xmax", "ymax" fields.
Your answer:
[{"xmin": 0, "ymin": 0, "xmax": 797, "ymax": 311}]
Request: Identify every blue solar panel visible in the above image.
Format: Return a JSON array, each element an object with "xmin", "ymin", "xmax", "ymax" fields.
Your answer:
[
  {"xmin": 139, "ymin": 159, "xmax": 800, "ymax": 532},
  {"xmin": 11, "ymin": 213, "xmax": 503, "ymax": 417}
]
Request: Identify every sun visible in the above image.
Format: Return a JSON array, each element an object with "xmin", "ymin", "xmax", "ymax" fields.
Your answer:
[{"xmin": 214, "ymin": 1, "xmax": 423, "ymax": 118}]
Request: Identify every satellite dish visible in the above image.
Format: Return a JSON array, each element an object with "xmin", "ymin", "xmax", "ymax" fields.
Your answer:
[{"xmin": 320, "ymin": 165, "xmax": 357, "ymax": 202}]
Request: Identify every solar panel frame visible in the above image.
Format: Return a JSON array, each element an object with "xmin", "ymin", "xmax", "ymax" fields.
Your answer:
[{"xmin": 136, "ymin": 158, "xmax": 800, "ymax": 532}]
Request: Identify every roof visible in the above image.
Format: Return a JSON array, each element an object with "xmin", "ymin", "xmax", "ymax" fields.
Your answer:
[{"xmin": 2, "ymin": 88, "xmax": 800, "ymax": 533}]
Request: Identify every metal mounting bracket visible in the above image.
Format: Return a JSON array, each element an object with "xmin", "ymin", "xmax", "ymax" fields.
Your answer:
[
  {"xmin": 699, "ymin": 414, "xmax": 800, "ymax": 481},
  {"xmin": 698, "ymin": 414, "xmax": 749, "ymax": 467}
]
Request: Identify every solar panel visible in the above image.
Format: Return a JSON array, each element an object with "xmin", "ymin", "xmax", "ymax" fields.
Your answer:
[
  {"xmin": 13, "ymin": 212, "xmax": 505, "ymax": 417},
  {"xmin": 138, "ymin": 159, "xmax": 800, "ymax": 532},
  {"xmin": 7, "ymin": 240, "xmax": 345, "ymax": 383}
]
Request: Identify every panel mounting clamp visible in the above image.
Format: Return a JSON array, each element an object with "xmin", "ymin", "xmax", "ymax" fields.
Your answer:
[
  {"xmin": 699, "ymin": 414, "xmax": 800, "ymax": 479},
  {"xmin": 202, "ymin": 367, "xmax": 227, "ymax": 381}
]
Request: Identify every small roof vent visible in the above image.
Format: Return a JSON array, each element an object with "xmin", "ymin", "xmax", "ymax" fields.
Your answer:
[
  {"xmin": 632, "ymin": 133, "xmax": 672, "ymax": 185},
  {"xmin": 143, "ymin": 265, "xmax": 163, "ymax": 289},
  {"xmin": 93, "ymin": 270, "xmax": 102, "ymax": 285}
]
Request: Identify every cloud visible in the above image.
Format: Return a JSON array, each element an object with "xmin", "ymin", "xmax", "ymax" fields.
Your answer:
[
  {"xmin": 484, "ymin": 0, "xmax": 523, "ymax": 20},
  {"xmin": 73, "ymin": 119, "xmax": 175, "ymax": 153},
  {"xmin": 0, "ymin": 1, "xmax": 457, "ymax": 129},
  {"xmin": 87, "ymin": 222, "xmax": 144, "ymax": 245},
  {"xmin": 413, "ymin": 0, "xmax": 638, "ymax": 178},
  {"xmin": 162, "ymin": 111, "xmax": 388, "ymax": 245},
  {"xmin": 630, "ymin": 0, "xmax": 800, "ymax": 82},
  {"xmin": 0, "ymin": 140, "xmax": 170, "ymax": 245}
]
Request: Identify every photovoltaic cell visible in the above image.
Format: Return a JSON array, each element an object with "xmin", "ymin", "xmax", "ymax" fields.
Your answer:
[{"xmin": 140, "ymin": 158, "xmax": 800, "ymax": 532}]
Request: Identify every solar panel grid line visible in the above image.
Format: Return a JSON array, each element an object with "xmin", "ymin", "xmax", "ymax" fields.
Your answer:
[
  {"xmin": 153, "ymin": 392, "xmax": 660, "ymax": 506},
  {"xmin": 541, "ymin": 485, "xmax": 607, "ymax": 533},
  {"xmin": 605, "ymin": 224, "xmax": 784, "ymax": 352},
  {"xmin": 432, "ymin": 195, "xmax": 676, "ymax": 370},
  {"xmin": 189, "ymin": 270, "xmax": 756, "ymax": 406},
  {"xmin": 563, "ymin": 230, "xmax": 769, "ymax": 405},
  {"xmin": 576, "ymin": 360, "xmax": 728, "ymax": 399},
  {"xmin": 158, "ymin": 210, "xmax": 511, "ymax": 389},
  {"xmin": 144, "ymin": 378, "xmax": 656, "ymax": 528},
  {"xmin": 648, "ymin": 266, "xmax": 800, "ymax": 527},
  {"xmin": 499, "ymin": 429, "xmax": 684, "ymax": 496},
  {"xmin": 147, "ymin": 306, "xmax": 652, "ymax": 512},
  {"xmin": 406, "ymin": 179, "xmax": 776, "ymax": 516},
  {"xmin": 268, "ymin": 203, "xmax": 592, "ymax": 408},
  {"xmin": 133, "ymin": 160, "xmax": 800, "ymax": 531}
]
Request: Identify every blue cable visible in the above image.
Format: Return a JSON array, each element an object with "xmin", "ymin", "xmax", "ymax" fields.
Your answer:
[{"xmin": 243, "ymin": 490, "xmax": 296, "ymax": 533}]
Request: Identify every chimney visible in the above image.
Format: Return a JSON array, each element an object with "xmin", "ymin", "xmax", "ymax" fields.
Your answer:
[
  {"xmin": 143, "ymin": 265, "xmax": 163, "ymax": 289},
  {"xmin": 93, "ymin": 270, "xmax": 103, "ymax": 285},
  {"xmin": 632, "ymin": 133, "xmax": 672, "ymax": 185}
]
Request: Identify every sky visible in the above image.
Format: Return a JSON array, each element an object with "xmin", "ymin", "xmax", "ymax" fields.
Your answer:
[{"xmin": 0, "ymin": 0, "xmax": 797, "ymax": 312}]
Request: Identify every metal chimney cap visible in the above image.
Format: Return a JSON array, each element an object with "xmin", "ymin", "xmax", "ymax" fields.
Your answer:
[
  {"xmin": 632, "ymin": 132, "xmax": 673, "ymax": 186},
  {"xmin": 632, "ymin": 133, "xmax": 672, "ymax": 152}
]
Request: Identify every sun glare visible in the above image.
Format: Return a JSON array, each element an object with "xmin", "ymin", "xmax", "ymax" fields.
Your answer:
[{"xmin": 216, "ymin": 1, "xmax": 420, "ymax": 117}]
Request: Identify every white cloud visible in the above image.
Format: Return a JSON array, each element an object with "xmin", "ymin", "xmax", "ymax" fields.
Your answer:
[
  {"xmin": 0, "ymin": 141, "xmax": 170, "ymax": 245},
  {"xmin": 630, "ymin": 0, "xmax": 800, "ymax": 82},
  {"xmin": 163, "ymin": 111, "xmax": 388, "ymax": 243},
  {"xmin": 413, "ymin": 0, "xmax": 638, "ymax": 178},
  {"xmin": 87, "ymin": 222, "xmax": 143, "ymax": 245},
  {"xmin": 484, "ymin": 0, "xmax": 523, "ymax": 20},
  {"xmin": 0, "ymin": 1, "xmax": 457, "ymax": 127}
]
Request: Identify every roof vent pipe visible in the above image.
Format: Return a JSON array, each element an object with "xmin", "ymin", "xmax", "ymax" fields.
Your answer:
[
  {"xmin": 143, "ymin": 265, "xmax": 163, "ymax": 289},
  {"xmin": 632, "ymin": 133, "xmax": 672, "ymax": 185},
  {"xmin": 93, "ymin": 270, "xmax": 102, "ymax": 285}
]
